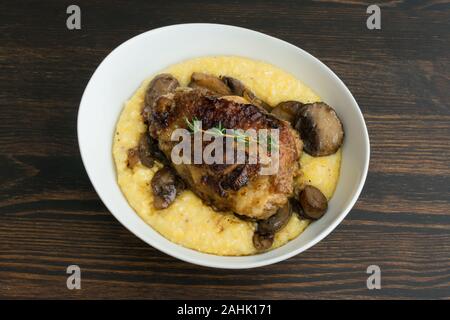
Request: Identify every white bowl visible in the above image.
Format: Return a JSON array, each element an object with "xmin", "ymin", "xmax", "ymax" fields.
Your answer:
[{"xmin": 78, "ymin": 23, "xmax": 370, "ymax": 269}]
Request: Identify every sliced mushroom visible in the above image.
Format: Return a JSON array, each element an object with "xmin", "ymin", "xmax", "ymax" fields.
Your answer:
[
  {"xmin": 289, "ymin": 196, "xmax": 303, "ymax": 217},
  {"xmin": 126, "ymin": 147, "xmax": 139, "ymax": 169},
  {"xmin": 138, "ymin": 133, "xmax": 168, "ymax": 167},
  {"xmin": 295, "ymin": 102, "xmax": 344, "ymax": 156},
  {"xmin": 221, "ymin": 76, "xmax": 246, "ymax": 96},
  {"xmin": 138, "ymin": 134, "xmax": 155, "ymax": 168},
  {"xmin": 221, "ymin": 76, "xmax": 272, "ymax": 112},
  {"xmin": 253, "ymin": 232, "xmax": 274, "ymax": 251},
  {"xmin": 234, "ymin": 212, "xmax": 258, "ymax": 222},
  {"xmin": 189, "ymin": 72, "xmax": 232, "ymax": 96},
  {"xmin": 243, "ymin": 90, "xmax": 272, "ymax": 112},
  {"xmin": 142, "ymin": 74, "xmax": 179, "ymax": 121},
  {"xmin": 257, "ymin": 201, "xmax": 292, "ymax": 235},
  {"xmin": 297, "ymin": 185, "xmax": 328, "ymax": 220},
  {"xmin": 271, "ymin": 101, "xmax": 304, "ymax": 125},
  {"xmin": 188, "ymin": 82, "xmax": 216, "ymax": 96},
  {"xmin": 151, "ymin": 167, "xmax": 185, "ymax": 210}
]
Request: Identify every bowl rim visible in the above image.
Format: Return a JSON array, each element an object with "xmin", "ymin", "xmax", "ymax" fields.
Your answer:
[{"xmin": 77, "ymin": 23, "xmax": 370, "ymax": 269}]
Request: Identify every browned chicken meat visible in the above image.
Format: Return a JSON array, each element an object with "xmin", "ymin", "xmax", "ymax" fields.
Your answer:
[{"xmin": 148, "ymin": 88, "xmax": 303, "ymax": 219}]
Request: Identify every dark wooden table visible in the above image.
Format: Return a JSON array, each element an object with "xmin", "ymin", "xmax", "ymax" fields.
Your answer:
[{"xmin": 1, "ymin": 0, "xmax": 449, "ymax": 299}]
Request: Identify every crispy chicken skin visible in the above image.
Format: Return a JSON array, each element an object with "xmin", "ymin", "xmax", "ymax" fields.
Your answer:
[{"xmin": 148, "ymin": 89, "xmax": 302, "ymax": 219}]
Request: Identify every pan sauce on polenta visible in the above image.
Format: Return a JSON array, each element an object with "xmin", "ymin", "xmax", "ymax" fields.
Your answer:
[{"xmin": 113, "ymin": 56, "xmax": 342, "ymax": 256}]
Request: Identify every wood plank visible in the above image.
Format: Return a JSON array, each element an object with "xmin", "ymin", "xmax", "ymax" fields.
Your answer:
[{"xmin": 0, "ymin": 0, "xmax": 449, "ymax": 299}]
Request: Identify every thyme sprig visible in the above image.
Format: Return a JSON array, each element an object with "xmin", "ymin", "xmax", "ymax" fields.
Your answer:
[{"xmin": 185, "ymin": 117, "xmax": 278, "ymax": 152}]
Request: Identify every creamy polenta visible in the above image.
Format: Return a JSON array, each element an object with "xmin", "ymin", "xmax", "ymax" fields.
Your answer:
[{"xmin": 113, "ymin": 56, "xmax": 341, "ymax": 256}]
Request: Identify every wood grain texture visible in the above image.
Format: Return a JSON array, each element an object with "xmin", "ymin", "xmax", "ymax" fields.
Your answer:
[{"xmin": 0, "ymin": 0, "xmax": 449, "ymax": 299}]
